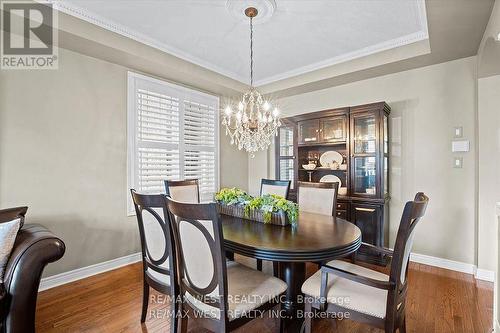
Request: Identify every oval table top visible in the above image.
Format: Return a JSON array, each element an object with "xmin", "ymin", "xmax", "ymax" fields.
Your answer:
[{"xmin": 222, "ymin": 211, "xmax": 362, "ymax": 262}]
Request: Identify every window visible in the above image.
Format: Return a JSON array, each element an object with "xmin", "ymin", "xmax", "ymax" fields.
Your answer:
[{"xmin": 127, "ymin": 72, "xmax": 219, "ymax": 213}]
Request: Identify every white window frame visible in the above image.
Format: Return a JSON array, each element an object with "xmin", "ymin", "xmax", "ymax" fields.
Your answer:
[{"xmin": 127, "ymin": 72, "xmax": 220, "ymax": 215}]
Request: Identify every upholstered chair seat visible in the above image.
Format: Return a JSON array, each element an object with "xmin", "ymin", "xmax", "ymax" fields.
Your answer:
[
  {"xmin": 297, "ymin": 181, "xmax": 339, "ymax": 216},
  {"xmin": 165, "ymin": 179, "xmax": 200, "ymax": 203},
  {"xmin": 185, "ymin": 261, "xmax": 287, "ymax": 321},
  {"xmin": 301, "ymin": 260, "xmax": 389, "ymax": 319},
  {"xmin": 168, "ymin": 184, "xmax": 199, "ymax": 203},
  {"xmin": 260, "ymin": 179, "xmax": 291, "ymax": 199}
]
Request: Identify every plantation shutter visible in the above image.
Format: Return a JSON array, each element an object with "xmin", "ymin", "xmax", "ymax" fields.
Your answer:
[
  {"xmin": 128, "ymin": 73, "xmax": 219, "ymax": 213},
  {"xmin": 183, "ymin": 99, "xmax": 217, "ymax": 202}
]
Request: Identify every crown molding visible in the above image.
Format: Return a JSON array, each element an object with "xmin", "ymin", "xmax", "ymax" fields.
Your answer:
[
  {"xmin": 253, "ymin": 30, "xmax": 428, "ymax": 86},
  {"xmin": 40, "ymin": 0, "xmax": 429, "ymax": 87},
  {"xmin": 254, "ymin": 0, "xmax": 428, "ymax": 86},
  {"xmin": 40, "ymin": 0, "xmax": 249, "ymax": 84}
]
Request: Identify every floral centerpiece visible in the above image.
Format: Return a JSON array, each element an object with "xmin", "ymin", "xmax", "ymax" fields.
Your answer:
[{"xmin": 215, "ymin": 188, "xmax": 298, "ymax": 226}]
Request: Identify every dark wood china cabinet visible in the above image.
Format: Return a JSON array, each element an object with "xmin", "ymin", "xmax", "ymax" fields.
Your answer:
[{"xmin": 275, "ymin": 102, "xmax": 390, "ymax": 265}]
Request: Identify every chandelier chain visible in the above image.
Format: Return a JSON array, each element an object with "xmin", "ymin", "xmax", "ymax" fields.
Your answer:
[{"xmin": 250, "ymin": 16, "xmax": 254, "ymax": 87}]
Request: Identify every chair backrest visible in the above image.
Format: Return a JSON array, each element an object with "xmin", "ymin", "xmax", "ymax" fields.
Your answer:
[
  {"xmin": 0, "ymin": 206, "xmax": 28, "ymax": 227},
  {"xmin": 260, "ymin": 179, "xmax": 291, "ymax": 199},
  {"xmin": 166, "ymin": 198, "xmax": 228, "ymax": 321},
  {"xmin": 130, "ymin": 190, "xmax": 175, "ymax": 289},
  {"xmin": 387, "ymin": 192, "xmax": 429, "ymax": 316},
  {"xmin": 164, "ymin": 179, "xmax": 200, "ymax": 203},
  {"xmin": 297, "ymin": 181, "xmax": 339, "ymax": 216}
]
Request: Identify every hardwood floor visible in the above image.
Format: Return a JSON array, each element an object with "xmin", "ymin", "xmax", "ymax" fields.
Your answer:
[{"xmin": 36, "ymin": 257, "xmax": 493, "ymax": 333}]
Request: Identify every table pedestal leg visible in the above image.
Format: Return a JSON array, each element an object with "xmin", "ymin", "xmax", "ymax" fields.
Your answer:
[
  {"xmin": 278, "ymin": 262, "xmax": 306, "ymax": 332},
  {"xmin": 225, "ymin": 251, "xmax": 234, "ymax": 261}
]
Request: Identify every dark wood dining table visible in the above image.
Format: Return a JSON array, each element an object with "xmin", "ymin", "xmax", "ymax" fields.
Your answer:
[{"xmin": 221, "ymin": 211, "xmax": 362, "ymax": 331}]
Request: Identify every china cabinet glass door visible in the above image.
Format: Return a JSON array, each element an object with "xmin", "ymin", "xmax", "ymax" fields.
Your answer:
[
  {"xmin": 351, "ymin": 113, "xmax": 378, "ymax": 196},
  {"xmin": 298, "ymin": 119, "xmax": 319, "ymax": 144},
  {"xmin": 320, "ymin": 115, "xmax": 347, "ymax": 143},
  {"xmin": 383, "ymin": 115, "xmax": 389, "ymax": 196},
  {"xmin": 277, "ymin": 124, "xmax": 296, "ymax": 189},
  {"xmin": 353, "ymin": 157, "xmax": 377, "ymax": 194}
]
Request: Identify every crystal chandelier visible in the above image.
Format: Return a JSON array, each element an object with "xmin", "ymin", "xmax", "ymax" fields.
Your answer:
[{"xmin": 222, "ymin": 7, "xmax": 281, "ymax": 157}]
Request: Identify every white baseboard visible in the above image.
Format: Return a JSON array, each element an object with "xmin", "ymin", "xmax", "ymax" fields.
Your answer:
[
  {"xmin": 410, "ymin": 252, "xmax": 495, "ymax": 282},
  {"xmin": 39, "ymin": 250, "xmax": 494, "ymax": 292},
  {"xmin": 475, "ymin": 268, "xmax": 496, "ymax": 282},
  {"xmin": 39, "ymin": 252, "xmax": 142, "ymax": 291},
  {"xmin": 410, "ymin": 252, "xmax": 475, "ymax": 274}
]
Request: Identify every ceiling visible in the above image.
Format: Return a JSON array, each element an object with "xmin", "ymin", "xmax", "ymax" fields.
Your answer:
[
  {"xmin": 53, "ymin": 0, "xmax": 428, "ymax": 86},
  {"xmin": 264, "ymin": 0, "xmax": 494, "ymax": 96}
]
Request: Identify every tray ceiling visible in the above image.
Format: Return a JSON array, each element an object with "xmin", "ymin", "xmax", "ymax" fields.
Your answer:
[{"xmin": 52, "ymin": 0, "xmax": 428, "ymax": 86}]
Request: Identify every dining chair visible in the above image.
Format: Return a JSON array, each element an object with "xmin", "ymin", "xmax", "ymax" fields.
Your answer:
[
  {"xmin": 165, "ymin": 179, "xmax": 237, "ymax": 263},
  {"xmin": 255, "ymin": 179, "xmax": 291, "ymax": 272},
  {"xmin": 165, "ymin": 198, "xmax": 288, "ymax": 333},
  {"xmin": 130, "ymin": 190, "xmax": 178, "ymax": 332},
  {"xmin": 260, "ymin": 179, "xmax": 291, "ymax": 199},
  {"xmin": 164, "ymin": 179, "xmax": 200, "ymax": 203},
  {"xmin": 301, "ymin": 192, "xmax": 429, "ymax": 333},
  {"xmin": 297, "ymin": 181, "xmax": 339, "ymax": 216}
]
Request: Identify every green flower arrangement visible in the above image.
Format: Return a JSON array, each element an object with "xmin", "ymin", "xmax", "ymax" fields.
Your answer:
[
  {"xmin": 215, "ymin": 188, "xmax": 299, "ymax": 224},
  {"xmin": 214, "ymin": 187, "xmax": 251, "ymax": 205}
]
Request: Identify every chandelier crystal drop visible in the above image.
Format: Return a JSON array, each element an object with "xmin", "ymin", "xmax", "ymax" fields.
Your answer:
[{"xmin": 222, "ymin": 7, "xmax": 281, "ymax": 157}]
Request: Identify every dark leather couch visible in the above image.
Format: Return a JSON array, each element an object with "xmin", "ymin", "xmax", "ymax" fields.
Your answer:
[{"xmin": 0, "ymin": 207, "xmax": 65, "ymax": 333}]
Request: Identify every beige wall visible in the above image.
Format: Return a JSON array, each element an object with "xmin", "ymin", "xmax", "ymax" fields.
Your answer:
[
  {"xmin": 221, "ymin": 133, "xmax": 249, "ymax": 191},
  {"xmin": 0, "ymin": 47, "xmax": 248, "ymax": 276},
  {"xmin": 477, "ymin": 74, "xmax": 500, "ymax": 331},
  {"xmin": 247, "ymin": 151, "xmax": 269, "ymax": 196},
  {"xmin": 478, "ymin": 75, "xmax": 500, "ymax": 272},
  {"xmin": 251, "ymin": 57, "xmax": 478, "ymax": 264}
]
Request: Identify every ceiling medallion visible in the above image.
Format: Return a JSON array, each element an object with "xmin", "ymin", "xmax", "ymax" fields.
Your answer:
[
  {"xmin": 222, "ymin": 5, "xmax": 281, "ymax": 157},
  {"xmin": 225, "ymin": 0, "xmax": 276, "ymax": 25}
]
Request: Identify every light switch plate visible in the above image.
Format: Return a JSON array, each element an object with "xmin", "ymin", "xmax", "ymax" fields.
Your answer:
[
  {"xmin": 452, "ymin": 140, "xmax": 470, "ymax": 152},
  {"xmin": 454, "ymin": 157, "xmax": 463, "ymax": 168},
  {"xmin": 454, "ymin": 126, "xmax": 463, "ymax": 138}
]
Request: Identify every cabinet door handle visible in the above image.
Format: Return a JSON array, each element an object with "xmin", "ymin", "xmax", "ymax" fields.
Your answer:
[{"xmin": 355, "ymin": 207, "xmax": 375, "ymax": 212}]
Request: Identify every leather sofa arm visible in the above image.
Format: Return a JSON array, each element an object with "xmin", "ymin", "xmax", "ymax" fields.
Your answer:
[{"xmin": 2, "ymin": 224, "xmax": 65, "ymax": 333}]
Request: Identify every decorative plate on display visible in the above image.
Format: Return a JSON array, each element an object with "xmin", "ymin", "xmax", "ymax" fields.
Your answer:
[
  {"xmin": 319, "ymin": 175, "xmax": 342, "ymax": 185},
  {"xmin": 319, "ymin": 151, "xmax": 343, "ymax": 167}
]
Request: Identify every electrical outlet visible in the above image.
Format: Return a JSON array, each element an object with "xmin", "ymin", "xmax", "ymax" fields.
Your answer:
[
  {"xmin": 453, "ymin": 157, "xmax": 463, "ymax": 168},
  {"xmin": 454, "ymin": 126, "xmax": 463, "ymax": 138}
]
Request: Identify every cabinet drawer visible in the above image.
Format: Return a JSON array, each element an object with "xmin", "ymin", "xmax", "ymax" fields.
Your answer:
[
  {"xmin": 350, "ymin": 204, "xmax": 381, "ymax": 245},
  {"xmin": 336, "ymin": 202, "xmax": 347, "ymax": 210},
  {"xmin": 336, "ymin": 210, "xmax": 347, "ymax": 219}
]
